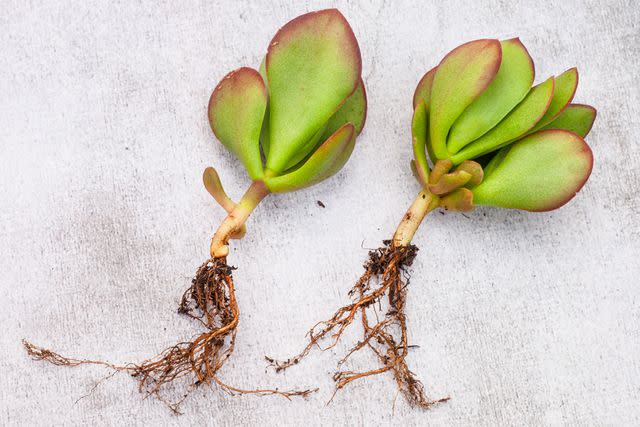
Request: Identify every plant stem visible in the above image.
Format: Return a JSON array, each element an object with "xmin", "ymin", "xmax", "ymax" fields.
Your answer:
[
  {"xmin": 392, "ymin": 189, "xmax": 439, "ymax": 247},
  {"xmin": 210, "ymin": 180, "xmax": 270, "ymax": 258}
]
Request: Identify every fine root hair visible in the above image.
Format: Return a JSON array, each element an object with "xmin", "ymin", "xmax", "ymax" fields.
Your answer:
[
  {"xmin": 267, "ymin": 241, "xmax": 449, "ymax": 408},
  {"xmin": 24, "ymin": 258, "xmax": 315, "ymax": 414}
]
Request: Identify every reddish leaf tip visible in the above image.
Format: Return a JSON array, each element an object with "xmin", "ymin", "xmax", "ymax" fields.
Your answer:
[
  {"xmin": 503, "ymin": 37, "xmax": 535, "ymax": 81},
  {"xmin": 412, "ymin": 66, "xmax": 437, "ymax": 109},
  {"xmin": 529, "ymin": 129, "xmax": 594, "ymax": 212},
  {"xmin": 266, "ymin": 9, "xmax": 362, "ymax": 81},
  {"xmin": 440, "ymin": 38, "xmax": 502, "ymax": 98},
  {"xmin": 207, "ymin": 67, "xmax": 266, "ymax": 123}
]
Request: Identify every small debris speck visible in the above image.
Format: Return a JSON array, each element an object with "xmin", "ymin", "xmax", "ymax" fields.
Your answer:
[{"xmin": 316, "ymin": 200, "xmax": 325, "ymax": 208}]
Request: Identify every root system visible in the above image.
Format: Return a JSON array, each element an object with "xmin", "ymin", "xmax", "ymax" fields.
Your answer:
[
  {"xmin": 268, "ymin": 241, "xmax": 449, "ymax": 408},
  {"xmin": 24, "ymin": 258, "xmax": 314, "ymax": 414}
]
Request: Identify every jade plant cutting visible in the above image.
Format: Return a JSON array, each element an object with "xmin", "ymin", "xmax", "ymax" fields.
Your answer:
[
  {"xmin": 272, "ymin": 38, "xmax": 595, "ymax": 407},
  {"xmin": 24, "ymin": 9, "xmax": 366, "ymax": 411}
]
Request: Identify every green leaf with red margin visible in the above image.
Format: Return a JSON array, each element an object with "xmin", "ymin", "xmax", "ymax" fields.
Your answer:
[
  {"xmin": 278, "ymin": 78, "xmax": 364, "ymax": 173},
  {"xmin": 280, "ymin": 123, "xmax": 328, "ymax": 172},
  {"xmin": 264, "ymin": 123, "xmax": 356, "ymax": 193},
  {"xmin": 411, "ymin": 101, "xmax": 429, "ymax": 187},
  {"xmin": 259, "ymin": 64, "xmax": 365, "ymax": 171},
  {"xmin": 472, "ymin": 130, "xmax": 593, "ymax": 211},
  {"xmin": 411, "ymin": 67, "xmax": 436, "ymax": 172},
  {"xmin": 447, "ymin": 38, "xmax": 535, "ymax": 153},
  {"xmin": 282, "ymin": 77, "xmax": 364, "ymax": 172},
  {"xmin": 258, "ymin": 57, "xmax": 271, "ymax": 158},
  {"xmin": 429, "ymin": 39, "xmax": 502, "ymax": 161},
  {"xmin": 208, "ymin": 67, "xmax": 267, "ymax": 180},
  {"xmin": 412, "ymin": 66, "xmax": 437, "ymax": 110},
  {"xmin": 528, "ymin": 67, "xmax": 578, "ymax": 132},
  {"xmin": 264, "ymin": 9, "xmax": 361, "ymax": 173},
  {"xmin": 450, "ymin": 77, "xmax": 555, "ymax": 164},
  {"xmin": 540, "ymin": 104, "xmax": 596, "ymax": 137},
  {"xmin": 321, "ymin": 78, "xmax": 367, "ymax": 139}
]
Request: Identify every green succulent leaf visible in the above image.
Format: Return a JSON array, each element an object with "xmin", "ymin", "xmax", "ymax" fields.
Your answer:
[
  {"xmin": 440, "ymin": 188, "xmax": 474, "ymax": 212},
  {"xmin": 273, "ymin": 78, "xmax": 364, "ymax": 173},
  {"xmin": 257, "ymin": 57, "xmax": 271, "ymax": 158},
  {"xmin": 455, "ymin": 160, "xmax": 484, "ymax": 187},
  {"xmin": 540, "ymin": 103, "xmax": 596, "ymax": 137},
  {"xmin": 429, "ymin": 170, "xmax": 472, "ymax": 195},
  {"xmin": 529, "ymin": 67, "xmax": 578, "ymax": 132},
  {"xmin": 260, "ymin": 66, "xmax": 364, "ymax": 172},
  {"xmin": 259, "ymin": 105, "xmax": 271, "ymax": 159},
  {"xmin": 281, "ymin": 123, "xmax": 328, "ymax": 172},
  {"xmin": 410, "ymin": 160, "xmax": 422, "ymax": 185},
  {"xmin": 410, "ymin": 67, "xmax": 437, "ymax": 164},
  {"xmin": 208, "ymin": 67, "xmax": 267, "ymax": 180},
  {"xmin": 472, "ymin": 130, "xmax": 593, "ymax": 211},
  {"xmin": 412, "ymin": 66, "xmax": 437, "ymax": 110},
  {"xmin": 265, "ymin": 123, "xmax": 356, "ymax": 193},
  {"xmin": 264, "ymin": 9, "xmax": 361, "ymax": 173},
  {"xmin": 322, "ymin": 78, "xmax": 367, "ymax": 140},
  {"xmin": 450, "ymin": 77, "xmax": 555, "ymax": 164},
  {"xmin": 447, "ymin": 38, "xmax": 535, "ymax": 153},
  {"xmin": 276, "ymin": 78, "xmax": 364, "ymax": 175},
  {"xmin": 411, "ymin": 101, "xmax": 429, "ymax": 187},
  {"xmin": 480, "ymin": 145, "xmax": 509, "ymax": 177},
  {"xmin": 429, "ymin": 39, "xmax": 502, "ymax": 161}
]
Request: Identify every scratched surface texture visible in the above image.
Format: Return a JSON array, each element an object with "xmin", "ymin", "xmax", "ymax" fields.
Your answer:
[{"xmin": 1, "ymin": 0, "xmax": 639, "ymax": 425}]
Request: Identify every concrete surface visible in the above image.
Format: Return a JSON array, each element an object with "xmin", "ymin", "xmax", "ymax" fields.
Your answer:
[{"xmin": 1, "ymin": 0, "xmax": 639, "ymax": 425}]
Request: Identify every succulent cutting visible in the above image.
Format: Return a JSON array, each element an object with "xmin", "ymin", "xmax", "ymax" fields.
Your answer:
[
  {"xmin": 25, "ymin": 9, "xmax": 366, "ymax": 411},
  {"xmin": 275, "ymin": 38, "xmax": 595, "ymax": 408}
]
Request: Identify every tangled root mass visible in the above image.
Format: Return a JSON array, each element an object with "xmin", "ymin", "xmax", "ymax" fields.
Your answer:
[
  {"xmin": 268, "ymin": 241, "xmax": 449, "ymax": 408},
  {"xmin": 24, "ymin": 258, "xmax": 314, "ymax": 414}
]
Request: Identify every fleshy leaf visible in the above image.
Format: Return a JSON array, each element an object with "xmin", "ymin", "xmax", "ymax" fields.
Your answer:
[
  {"xmin": 261, "ymin": 80, "xmax": 367, "ymax": 173},
  {"xmin": 322, "ymin": 78, "xmax": 367, "ymax": 139},
  {"xmin": 265, "ymin": 9, "xmax": 361, "ymax": 173},
  {"xmin": 540, "ymin": 104, "xmax": 596, "ymax": 137},
  {"xmin": 447, "ymin": 38, "xmax": 535, "ymax": 153},
  {"xmin": 429, "ymin": 159, "xmax": 453, "ymax": 185},
  {"xmin": 450, "ymin": 77, "xmax": 555, "ymax": 164},
  {"xmin": 429, "ymin": 39, "xmax": 502, "ymax": 161},
  {"xmin": 411, "ymin": 101, "xmax": 429, "ymax": 186},
  {"xmin": 265, "ymin": 123, "xmax": 355, "ymax": 193},
  {"xmin": 455, "ymin": 160, "xmax": 484, "ymax": 187},
  {"xmin": 281, "ymin": 123, "xmax": 328, "ymax": 171},
  {"xmin": 259, "ymin": 105, "xmax": 271, "ymax": 158},
  {"xmin": 440, "ymin": 188, "xmax": 474, "ymax": 212},
  {"xmin": 429, "ymin": 170, "xmax": 472, "ymax": 195},
  {"xmin": 529, "ymin": 68, "xmax": 578, "ymax": 132},
  {"xmin": 258, "ymin": 57, "xmax": 270, "ymax": 158},
  {"xmin": 412, "ymin": 67, "xmax": 437, "ymax": 110},
  {"xmin": 208, "ymin": 67, "xmax": 267, "ymax": 180},
  {"xmin": 410, "ymin": 160, "xmax": 426, "ymax": 187},
  {"xmin": 472, "ymin": 130, "xmax": 593, "ymax": 211}
]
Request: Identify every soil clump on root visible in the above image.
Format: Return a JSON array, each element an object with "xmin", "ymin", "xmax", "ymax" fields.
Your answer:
[
  {"xmin": 24, "ymin": 258, "xmax": 314, "ymax": 413},
  {"xmin": 268, "ymin": 241, "xmax": 449, "ymax": 408}
]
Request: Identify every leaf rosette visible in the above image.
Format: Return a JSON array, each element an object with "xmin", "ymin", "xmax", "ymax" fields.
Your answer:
[
  {"xmin": 208, "ymin": 9, "xmax": 366, "ymax": 193},
  {"xmin": 411, "ymin": 38, "xmax": 595, "ymax": 212}
]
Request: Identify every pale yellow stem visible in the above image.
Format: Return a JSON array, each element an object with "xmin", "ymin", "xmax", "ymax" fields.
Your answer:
[
  {"xmin": 392, "ymin": 189, "xmax": 439, "ymax": 247},
  {"xmin": 210, "ymin": 180, "xmax": 270, "ymax": 258}
]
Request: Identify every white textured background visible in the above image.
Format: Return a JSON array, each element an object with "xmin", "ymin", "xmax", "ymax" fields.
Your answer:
[{"xmin": 2, "ymin": 0, "xmax": 639, "ymax": 425}]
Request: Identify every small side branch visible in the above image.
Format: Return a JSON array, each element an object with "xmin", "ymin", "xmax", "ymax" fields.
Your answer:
[{"xmin": 210, "ymin": 180, "xmax": 270, "ymax": 258}]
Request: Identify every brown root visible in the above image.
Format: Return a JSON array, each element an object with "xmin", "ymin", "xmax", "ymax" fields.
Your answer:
[
  {"xmin": 268, "ymin": 241, "xmax": 449, "ymax": 408},
  {"xmin": 24, "ymin": 258, "xmax": 315, "ymax": 414}
]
